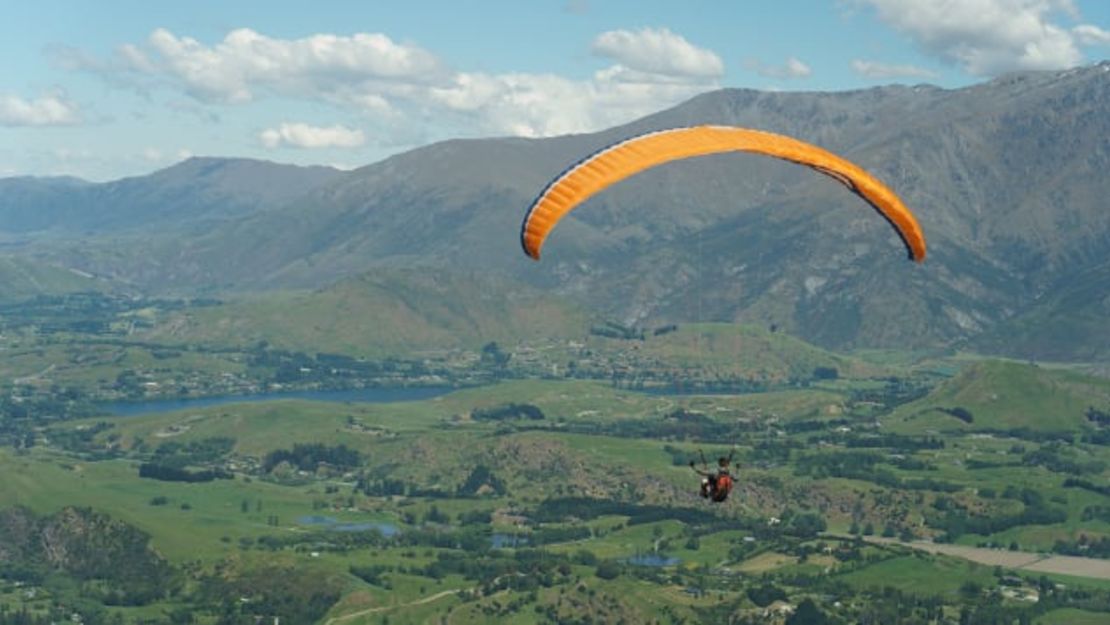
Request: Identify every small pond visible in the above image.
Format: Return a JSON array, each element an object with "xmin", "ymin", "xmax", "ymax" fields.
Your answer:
[
  {"xmin": 626, "ymin": 554, "xmax": 681, "ymax": 567},
  {"xmin": 296, "ymin": 515, "xmax": 400, "ymax": 536},
  {"xmin": 490, "ymin": 533, "xmax": 529, "ymax": 548}
]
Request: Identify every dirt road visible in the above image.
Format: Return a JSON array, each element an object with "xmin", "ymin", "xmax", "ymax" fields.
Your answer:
[
  {"xmin": 324, "ymin": 589, "xmax": 461, "ymax": 625},
  {"xmin": 861, "ymin": 536, "xmax": 1110, "ymax": 580}
]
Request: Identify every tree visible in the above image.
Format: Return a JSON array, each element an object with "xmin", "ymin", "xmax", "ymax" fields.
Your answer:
[
  {"xmin": 786, "ymin": 599, "xmax": 827, "ymax": 625},
  {"xmin": 595, "ymin": 560, "xmax": 621, "ymax": 580},
  {"xmin": 790, "ymin": 513, "xmax": 827, "ymax": 538},
  {"xmin": 480, "ymin": 342, "xmax": 511, "ymax": 368},
  {"xmin": 747, "ymin": 583, "xmax": 787, "ymax": 607}
]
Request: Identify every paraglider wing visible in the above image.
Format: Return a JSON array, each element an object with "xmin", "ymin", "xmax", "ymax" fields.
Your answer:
[{"xmin": 520, "ymin": 125, "xmax": 926, "ymax": 262}]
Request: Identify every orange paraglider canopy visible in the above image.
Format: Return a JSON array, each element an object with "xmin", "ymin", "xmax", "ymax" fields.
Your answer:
[{"xmin": 520, "ymin": 125, "xmax": 926, "ymax": 262}]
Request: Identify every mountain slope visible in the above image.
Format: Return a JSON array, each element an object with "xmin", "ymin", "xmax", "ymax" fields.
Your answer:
[
  {"xmin": 969, "ymin": 258, "xmax": 1110, "ymax": 362},
  {"xmin": 11, "ymin": 64, "xmax": 1110, "ymax": 357},
  {"xmin": 0, "ymin": 157, "xmax": 343, "ymax": 235}
]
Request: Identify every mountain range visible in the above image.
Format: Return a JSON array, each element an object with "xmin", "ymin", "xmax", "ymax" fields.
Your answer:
[{"xmin": 2, "ymin": 62, "xmax": 1107, "ymax": 360}]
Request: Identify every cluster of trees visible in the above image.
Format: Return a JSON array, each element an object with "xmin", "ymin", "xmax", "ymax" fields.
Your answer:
[
  {"xmin": 471, "ymin": 403, "xmax": 544, "ymax": 421},
  {"xmin": 561, "ymin": 413, "xmax": 745, "ymax": 443},
  {"xmin": 589, "ymin": 320, "xmax": 645, "ymax": 340},
  {"xmin": 1064, "ymin": 477, "xmax": 1110, "ymax": 497},
  {"xmin": 457, "ymin": 464, "xmax": 507, "ymax": 496},
  {"xmin": 0, "ymin": 387, "xmax": 99, "ymax": 438},
  {"xmin": 138, "ymin": 463, "xmax": 232, "ymax": 483},
  {"xmin": 479, "ymin": 342, "xmax": 512, "ymax": 368},
  {"xmin": 262, "ymin": 442, "xmax": 362, "ymax": 473},
  {"xmin": 355, "ymin": 477, "xmax": 450, "ymax": 499},
  {"xmin": 1023, "ymin": 444, "xmax": 1106, "ymax": 476},
  {"xmin": 796, "ymin": 451, "xmax": 959, "ymax": 492},
  {"xmin": 839, "ymin": 433, "xmax": 945, "ymax": 451},
  {"xmin": 0, "ymin": 292, "xmax": 190, "ymax": 335},
  {"xmin": 1086, "ymin": 406, "xmax": 1110, "ymax": 425},
  {"xmin": 42, "ymin": 421, "xmax": 116, "ymax": 455},
  {"xmin": 849, "ymin": 377, "xmax": 933, "ymax": 408},
  {"xmin": 1052, "ymin": 534, "xmax": 1110, "ymax": 558},
  {"xmin": 247, "ymin": 346, "xmax": 438, "ymax": 386},
  {"xmin": 928, "ymin": 489, "xmax": 1066, "ymax": 542},
  {"xmin": 940, "ymin": 406, "xmax": 975, "ymax": 424},
  {"xmin": 194, "ymin": 564, "xmax": 343, "ymax": 625},
  {"xmin": 151, "ymin": 437, "xmax": 235, "ymax": 467},
  {"xmin": 1080, "ymin": 505, "xmax": 1110, "ymax": 523}
]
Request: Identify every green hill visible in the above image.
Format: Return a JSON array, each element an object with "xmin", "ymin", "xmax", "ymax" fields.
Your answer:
[
  {"xmin": 138, "ymin": 268, "xmax": 590, "ymax": 357},
  {"xmin": 0, "ymin": 256, "xmax": 107, "ymax": 302},
  {"xmin": 885, "ymin": 360, "xmax": 1110, "ymax": 433}
]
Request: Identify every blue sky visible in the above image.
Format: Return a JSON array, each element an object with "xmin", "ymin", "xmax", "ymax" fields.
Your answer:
[{"xmin": 2, "ymin": 0, "xmax": 1107, "ymax": 181}]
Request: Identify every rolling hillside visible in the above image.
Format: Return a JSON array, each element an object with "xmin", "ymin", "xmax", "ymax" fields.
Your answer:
[
  {"xmin": 886, "ymin": 360, "xmax": 1110, "ymax": 433},
  {"xmin": 137, "ymin": 268, "xmax": 590, "ymax": 356},
  {"xmin": 0, "ymin": 256, "xmax": 110, "ymax": 301}
]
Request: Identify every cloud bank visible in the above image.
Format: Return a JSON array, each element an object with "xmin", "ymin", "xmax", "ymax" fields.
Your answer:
[
  {"xmin": 745, "ymin": 57, "xmax": 813, "ymax": 80},
  {"xmin": 93, "ymin": 26, "xmax": 723, "ymax": 141},
  {"xmin": 858, "ymin": 0, "xmax": 1108, "ymax": 76},
  {"xmin": 851, "ymin": 59, "xmax": 939, "ymax": 79},
  {"xmin": 260, "ymin": 123, "xmax": 366, "ymax": 149}
]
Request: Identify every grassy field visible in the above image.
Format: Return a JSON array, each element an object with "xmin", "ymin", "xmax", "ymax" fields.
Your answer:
[
  {"xmin": 836, "ymin": 554, "xmax": 996, "ymax": 596},
  {"xmin": 1036, "ymin": 608, "xmax": 1110, "ymax": 624}
]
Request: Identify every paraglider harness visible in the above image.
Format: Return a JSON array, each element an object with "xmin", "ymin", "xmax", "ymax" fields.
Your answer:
[{"xmin": 690, "ymin": 448, "xmax": 735, "ymax": 503}]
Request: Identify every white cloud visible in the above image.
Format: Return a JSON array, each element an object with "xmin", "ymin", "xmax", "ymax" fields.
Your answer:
[
  {"xmin": 1074, "ymin": 24, "xmax": 1110, "ymax": 45},
  {"xmin": 0, "ymin": 93, "xmax": 80, "ymax": 126},
  {"xmin": 851, "ymin": 59, "xmax": 939, "ymax": 79},
  {"xmin": 856, "ymin": 0, "xmax": 1101, "ymax": 76},
  {"xmin": 427, "ymin": 64, "xmax": 719, "ymax": 139},
  {"xmin": 260, "ymin": 122, "xmax": 366, "ymax": 149},
  {"xmin": 78, "ymin": 26, "xmax": 724, "ymax": 144},
  {"xmin": 591, "ymin": 27, "xmax": 724, "ymax": 79},
  {"xmin": 746, "ymin": 57, "xmax": 812, "ymax": 79},
  {"xmin": 133, "ymin": 27, "xmax": 445, "ymax": 105}
]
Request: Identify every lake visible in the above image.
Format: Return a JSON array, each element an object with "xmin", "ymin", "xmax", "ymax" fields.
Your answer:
[{"xmin": 100, "ymin": 385, "xmax": 457, "ymax": 416}]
